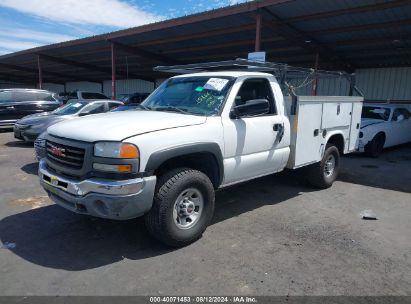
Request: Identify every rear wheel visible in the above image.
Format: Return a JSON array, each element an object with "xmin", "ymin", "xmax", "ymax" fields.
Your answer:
[
  {"xmin": 306, "ymin": 144, "xmax": 340, "ymax": 189},
  {"xmin": 145, "ymin": 168, "xmax": 215, "ymax": 247},
  {"xmin": 365, "ymin": 133, "xmax": 385, "ymax": 158}
]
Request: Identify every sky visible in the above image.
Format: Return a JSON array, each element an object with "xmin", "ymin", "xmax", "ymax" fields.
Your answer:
[{"xmin": 0, "ymin": 0, "xmax": 249, "ymax": 55}]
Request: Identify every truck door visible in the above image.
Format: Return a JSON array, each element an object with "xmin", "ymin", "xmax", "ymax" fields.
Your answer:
[{"xmin": 222, "ymin": 77, "xmax": 286, "ymax": 184}]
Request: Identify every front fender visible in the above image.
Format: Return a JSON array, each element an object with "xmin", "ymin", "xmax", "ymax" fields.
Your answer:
[{"xmin": 144, "ymin": 142, "xmax": 224, "ymax": 184}]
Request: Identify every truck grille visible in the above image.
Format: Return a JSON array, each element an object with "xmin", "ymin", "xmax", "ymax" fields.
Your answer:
[{"xmin": 46, "ymin": 140, "xmax": 85, "ymax": 169}]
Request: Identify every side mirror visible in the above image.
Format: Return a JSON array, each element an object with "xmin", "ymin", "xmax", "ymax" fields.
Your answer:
[{"xmin": 230, "ymin": 99, "xmax": 270, "ymax": 119}]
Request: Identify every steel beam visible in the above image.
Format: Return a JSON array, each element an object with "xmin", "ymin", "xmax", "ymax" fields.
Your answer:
[
  {"xmin": 311, "ymin": 19, "xmax": 411, "ymax": 35},
  {"xmin": 262, "ymin": 8, "xmax": 353, "ymax": 70},
  {"xmin": 277, "ymin": 0, "xmax": 411, "ymax": 23},
  {"xmin": 38, "ymin": 53, "xmax": 154, "ymax": 82},
  {"xmin": 111, "ymin": 42, "xmax": 116, "ymax": 100},
  {"xmin": 138, "ymin": 23, "xmax": 256, "ymax": 47},
  {"xmin": 0, "ymin": 62, "xmax": 102, "ymax": 83},
  {"xmin": 107, "ymin": 0, "xmax": 292, "ymax": 40},
  {"xmin": 109, "ymin": 40, "xmax": 181, "ymax": 64},
  {"xmin": 255, "ymin": 14, "xmax": 262, "ymax": 52},
  {"xmin": 37, "ymin": 55, "xmax": 43, "ymax": 89},
  {"xmin": 311, "ymin": 53, "xmax": 319, "ymax": 96}
]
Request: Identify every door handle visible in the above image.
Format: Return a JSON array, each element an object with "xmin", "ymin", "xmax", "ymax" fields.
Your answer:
[
  {"xmin": 273, "ymin": 123, "xmax": 284, "ymax": 142},
  {"xmin": 273, "ymin": 123, "xmax": 282, "ymax": 131},
  {"xmin": 6, "ymin": 106, "xmax": 15, "ymax": 110}
]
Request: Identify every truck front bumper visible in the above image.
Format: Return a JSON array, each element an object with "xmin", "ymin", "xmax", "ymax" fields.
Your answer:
[{"xmin": 38, "ymin": 159, "xmax": 156, "ymax": 220}]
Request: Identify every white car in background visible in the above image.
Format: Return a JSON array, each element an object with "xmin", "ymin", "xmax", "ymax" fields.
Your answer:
[{"xmin": 357, "ymin": 104, "xmax": 411, "ymax": 157}]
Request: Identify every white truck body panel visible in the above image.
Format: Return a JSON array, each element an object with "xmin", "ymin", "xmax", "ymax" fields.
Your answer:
[{"xmin": 285, "ymin": 96, "xmax": 363, "ymax": 169}]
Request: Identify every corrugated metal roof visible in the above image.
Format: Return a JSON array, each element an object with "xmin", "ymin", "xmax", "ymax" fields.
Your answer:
[{"xmin": 0, "ymin": 0, "xmax": 410, "ymax": 85}]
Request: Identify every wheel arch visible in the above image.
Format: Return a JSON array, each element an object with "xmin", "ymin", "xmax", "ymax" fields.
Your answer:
[
  {"xmin": 144, "ymin": 143, "xmax": 224, "ymax": 189},
  {"xmin": 326, "ymin": 133, "xmax": 345, "ymax": 155}
]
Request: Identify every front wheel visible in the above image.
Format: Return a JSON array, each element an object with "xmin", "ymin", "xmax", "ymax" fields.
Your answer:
[
  {"xmin": 306, "ymin": 144, "xmax": 340, "ymax": 189},
  {"xmin": 145, "ymin": 168, "xmax": 215, "ymax": 247}
]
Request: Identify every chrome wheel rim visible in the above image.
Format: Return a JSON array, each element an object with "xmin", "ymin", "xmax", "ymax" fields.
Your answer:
[
  {"xmin": 173, "ymin": 188, "xmax": 203, "ymax": 230},
  {"xmin": 324, "ymin": 154, "xmax": 336, "ymax": 177}
]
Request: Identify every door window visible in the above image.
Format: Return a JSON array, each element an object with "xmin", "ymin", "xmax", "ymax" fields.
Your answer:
[
  {"xmin": 235, "ymin": 78, "xmax": 276, "ymax": 114},
  {"xmin": 83, "ymin": 103, "xmax": 105, "ymax": 114},
  {"xmin": 35, "ymin": 92, "xmax": 55, "ymax": 101},
  {"xmin": 108, "ymin": 102, "xmax": 120, "ymax": 110},
  {"xmin": 13, "ymin": 91, "xmax": 37, "ymax": 102}
]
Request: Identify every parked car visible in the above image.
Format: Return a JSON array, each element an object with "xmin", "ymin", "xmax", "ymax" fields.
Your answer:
[
  {"xmin": 38, "ymin": 64, "xmax": 363, "ymax": 247},
  {"xmin": 357, "ymin": 104, "xmax": 411, "ymax": 157},
  {"xmin": 34, "ymin": 131, "xmax": 48, "ymax": 161},
  {"xmin": 59, "ymin": 91, "xmax": 109, "ymax": 104},
  {"xmin": 14, "ymin": 99, "xmax": 122, "ymax": 142},
  {"xmin": 118, "ymin": 92, "xmax": 150, "ymax": 104},
  {"xmin": 0, "ymin": 89, "xmax": 61, "ymax": 129}
]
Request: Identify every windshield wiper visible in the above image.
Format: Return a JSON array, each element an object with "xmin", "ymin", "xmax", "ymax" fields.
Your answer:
[{"xmin": 153, "ymin": 106, "xmax": 188, "ymax": 114}]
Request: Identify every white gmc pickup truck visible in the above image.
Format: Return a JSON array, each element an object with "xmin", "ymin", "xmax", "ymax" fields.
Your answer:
[{"xmin": 39, "ymin": 64, "xmax": 363, "ymax": 246}]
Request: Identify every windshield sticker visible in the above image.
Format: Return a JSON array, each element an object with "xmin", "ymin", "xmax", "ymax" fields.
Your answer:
[
  {"xmin": 72, "ymin": 103, "xmax": 82, "ymax": 108},
  {"xmin": 203, "ymin": 78, "xmax": 229, "ymax": 91},
  {"xmin": 195, "ymin": 86, "xmax": 204, "ymax": 92}
]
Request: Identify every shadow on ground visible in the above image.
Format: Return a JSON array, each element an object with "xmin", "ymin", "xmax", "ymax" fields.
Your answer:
[
  {"xmin": 339, "ymin": 143, "xmax": 411, "ymax": 193},
  {"xmin": 4, "ymin": 140, "xmax": 33, "ymax": 149},
  {"xmin": 0, "ymin": 170, "xmax": 312, "ymax": 271},
  {"xmin": 20, "ymin": 162, "xmax": 39, "ymax": 176}
]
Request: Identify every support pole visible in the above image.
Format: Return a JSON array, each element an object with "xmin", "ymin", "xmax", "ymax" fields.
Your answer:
[
  {"xmin": 255, "ymin": 14, "xmax": 262, "ymax": 52},
  {"xmin": 311, "ymin": 53, "xmax": 319, "ymax": 96},
  {"xmin": 37, "ymin": 55, "xmax": 43, "ymax": 89},
  {"xmin": 111, "ymin": 42, "xmax": 116, "ymax": 100}
]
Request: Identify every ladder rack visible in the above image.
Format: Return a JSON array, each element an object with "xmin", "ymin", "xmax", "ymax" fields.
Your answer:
[{"xmin": 154, "ymin": 58, "xmax": 363, "ymax": 97}]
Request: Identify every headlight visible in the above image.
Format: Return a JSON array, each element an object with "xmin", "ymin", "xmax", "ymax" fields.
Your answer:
[{"xmin": 94, "ymin": 142, "xmax": 139, "ymax": 158}]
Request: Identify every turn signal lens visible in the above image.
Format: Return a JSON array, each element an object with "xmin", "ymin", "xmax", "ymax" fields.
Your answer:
[
  {"xmin": 117, "ymin": 164, "xmax": 132, "ymax": 172},
  {"xmin": 93, "ymin": 163, "xmax": 132, "ymax": 173},
  {"xmin": 120, "ymin": 143, "xmax": 139, "ymax": 158}
]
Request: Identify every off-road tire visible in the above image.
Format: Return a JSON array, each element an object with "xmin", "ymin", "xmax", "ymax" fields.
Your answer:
[
  {"xmin": 306, "ymin": 144, "xmax": 340, "ymax": 189},
  {"xmin": 145, "ymin": 168, "xmax": 215, "ymax": 247},
  {"xmin": 365, "ymin": 133, "xmax": 385, "ymax": 158}
]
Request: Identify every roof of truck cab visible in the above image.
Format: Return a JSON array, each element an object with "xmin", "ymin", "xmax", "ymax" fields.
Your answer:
[{"xmin": 172, "ymin": 71, "xmax": 274, "ymax": 78}]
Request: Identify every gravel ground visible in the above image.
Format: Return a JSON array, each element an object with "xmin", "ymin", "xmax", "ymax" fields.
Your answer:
[{"xmin": 0, "ymin": 131, "xmax": 410, "ymax": 296}]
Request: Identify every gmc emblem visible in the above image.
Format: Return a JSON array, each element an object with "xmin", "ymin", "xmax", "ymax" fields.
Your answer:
[{"xmin": 50, "ymin": 145, "xmax": 66, "ymax": 157}]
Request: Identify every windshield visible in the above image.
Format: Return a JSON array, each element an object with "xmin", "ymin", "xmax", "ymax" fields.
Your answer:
[
  {"xmin": 142, "ymin": 76, "xmax": 234, "ymax": 116},
  {"xmin": 361, "ymin": 106, "xmax": 391, "ymax": 121},
  {"xmin": 52, "ymin": 101, "xmax": 88, "ymax": 115}
]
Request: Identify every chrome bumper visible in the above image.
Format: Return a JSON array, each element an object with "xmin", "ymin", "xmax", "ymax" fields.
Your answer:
[{"xmin": 39, "ymin": 159, "xmax": 156, "ymax": 220}]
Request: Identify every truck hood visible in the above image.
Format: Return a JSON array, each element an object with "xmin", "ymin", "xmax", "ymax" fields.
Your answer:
[
  {"xmin": 47, "ymin": 110, "xmax": 207, "ymax": 142},
  {"xmin": 360, "ymin": 118, "xmax": 385, "ymax": 129}
]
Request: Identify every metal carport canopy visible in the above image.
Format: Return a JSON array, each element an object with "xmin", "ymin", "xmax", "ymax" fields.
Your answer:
[{"xmin": 0, "ymin": 0, "xmax": 410, "ymax": 89}]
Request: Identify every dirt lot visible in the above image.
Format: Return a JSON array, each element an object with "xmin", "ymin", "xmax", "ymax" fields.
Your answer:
[{"xmin": 0, "ymin": 131, "xmax": 410, "ymax": 296}]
